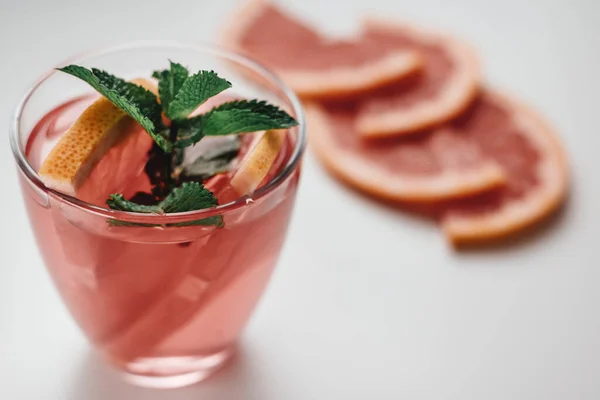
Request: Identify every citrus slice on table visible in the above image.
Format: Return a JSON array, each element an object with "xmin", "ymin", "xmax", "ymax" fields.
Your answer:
[
  {"xmin": 221, "ymin": 0, "xmax": 423, "ymax": 99},
  {"xmin": 38, "ymin": 79, "xmax": 157, "ymax": 198},
  {"xmin": 307, "ymin": 102, "xmax": 506, "ymax": 202},
  {"xmin": 355, "ymin": 18, "xmax": 481, "ymax": 138},
  {"xmin": 439, "ymin": 92, "xmax": 569, "ymax": 245}
]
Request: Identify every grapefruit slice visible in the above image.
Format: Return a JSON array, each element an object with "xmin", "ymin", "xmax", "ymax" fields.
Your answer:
[
  {"xmin": 439, "ymin": 92, "xmax": 569, "ymax": 245},
  {"xmin": 230, "ymin": 130, "xmax": 286, "ymax": 195},
  {"xmin": 355, "ymin": 19, "xmax": 481, "ymax": 138},
  {"xmin": 307, "ymin": 102, "xmax": 506, "ymax": 202},
  {"xmin": 38, "ymin": 79, "xmax": 157, "ymax": 196},
  {"xmin": 221, "ymin": 0, "xmax": 423, "ymax": 99}
]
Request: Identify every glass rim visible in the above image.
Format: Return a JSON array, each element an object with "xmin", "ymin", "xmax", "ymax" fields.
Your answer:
[{"xmin": 9, "ymin": 40, "xmax": 306, "ymax": 224}]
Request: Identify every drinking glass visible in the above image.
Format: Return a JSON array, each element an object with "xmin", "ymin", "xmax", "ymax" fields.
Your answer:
[{"xmin": 9, "ymin": 41, "xmax": 306, "ymax": 389}]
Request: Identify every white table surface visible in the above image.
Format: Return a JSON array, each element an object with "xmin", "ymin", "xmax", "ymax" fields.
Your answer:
[{"xmin": 1, "ymin": 0, "xmax": 599, "ymax": 398}]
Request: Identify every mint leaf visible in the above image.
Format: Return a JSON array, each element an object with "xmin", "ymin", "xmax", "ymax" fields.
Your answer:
[
  {"xmin": 202, "ymin": 100, "xmax": 298, "ymax": 136},
  {"xmin": 173, "ymin": 100, "xmax": 298, "ymax": 147},
  {"xmin": 181, "ymin": 137, "xmax": 240, "ymax": 181},
  {"xmin": 173, "ymin": 115, "xmax": 205, "ymax": 148},
  {"xmin": 107, "ymin": 194, "xmax": 161, "ymax": 213},
  {"xmin": 58, "ymin": 65, "xmax": 171, "ymax": 151},
  {"xmin": 167, "ymin": 70, "xmax": 232, "ymax": 120},
  {"xmin": 156, "ymin": 182, "xmax": 222, "ymax": 227},
  {"xmin": 107, "ymin": 220, "xmax": 159, "ymax": 228},
  {"xmin": 159, "ymin": 182, "xmax": 218, "ymax": 213},
  {"xmin": 107, "ymin": 182, "xmax": 221, "ymax": 227},
  {"xmin": 152, "ymin": 61, "xmax": 189, "ymax": 112}
]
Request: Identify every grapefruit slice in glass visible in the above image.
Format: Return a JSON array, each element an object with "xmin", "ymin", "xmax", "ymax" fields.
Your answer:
[
  {"xmin": 38, "ymin": 78, "xmax": 157, "ymax": 199},
  {"xmin": 221, "ymin": 0, "xmax": 423, "ymax": 99},
  {"xmin": 439, "ymin": 92, "xmax": 569, "ymax": 245},
  {"xmin": 307, "ymin": 102, "xmax": 506, "ymax": 202},
  {"xmin": 355, "ymin": 19, "xmax": 481, "ymax": 138},
  {"xmin": 230, "ymin": 130, "xmax": 286, "ymax": 195}
]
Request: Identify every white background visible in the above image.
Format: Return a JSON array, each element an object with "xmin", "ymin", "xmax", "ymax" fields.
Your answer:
[{"xmin": 1, "ymin": 0, "xmax": 599, "ymax": 398}]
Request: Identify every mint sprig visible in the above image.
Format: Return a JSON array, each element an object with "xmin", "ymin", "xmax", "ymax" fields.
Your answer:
[
  {"xmin": 57, "ymin": 60, "xmax": 299, "ymax": 223},
  {"xmin": 107, "ymin": 182, "xmax": 222, "ymax": 226}
]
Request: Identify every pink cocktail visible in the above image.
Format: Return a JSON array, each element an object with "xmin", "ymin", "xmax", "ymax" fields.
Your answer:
[{"xmin": 10, "ymin": 43, "xmax": 305, "ymax": 388}]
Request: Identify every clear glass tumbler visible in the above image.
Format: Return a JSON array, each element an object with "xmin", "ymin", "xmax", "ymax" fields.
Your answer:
[{"xmin": 9, "ymin": 42, "xmax": 306, "ymax": 389}]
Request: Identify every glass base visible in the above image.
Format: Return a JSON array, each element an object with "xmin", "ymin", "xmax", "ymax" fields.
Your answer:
[{"xmin": 119, "ymin": 348, "xmax": 232, "ymax": 389}]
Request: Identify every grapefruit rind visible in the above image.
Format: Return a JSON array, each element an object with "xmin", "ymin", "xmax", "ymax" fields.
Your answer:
[
  {"xmin": 307, "ymin": 103, "xmax": 506, "ymax": 202},
  {"xmin": 221, "ymin": 0, "xmax": 423, "ymax": 99},
  {"xmin": 275, "ymin": 52, "xmax": 423, "ymax": 100},
  {"xmin": 38, "ymin": 79, "xmax": 157, "ymax": 195},
  {"xmin": 231, "ymin": 130, "xmax": 286, "ymax": 196},
  {"xmin": 356, "ymin": 18, "xmax": 481, "ymax": 138},
  {"xmin": 441, "ymin": 92, "xmax": 569, "ymax": 245}
]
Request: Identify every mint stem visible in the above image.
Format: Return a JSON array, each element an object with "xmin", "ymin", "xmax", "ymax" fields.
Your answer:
[
  {"xmin": 142, "ymin": 122, "xmax": 185, "ymax": 204},
  {"xmin": 168, "ymin": 124, "xmax": 179, "ymax": 142},
  {"xmin": 165, "ymin": 123, "xmax": 180, "ymax": 185}
]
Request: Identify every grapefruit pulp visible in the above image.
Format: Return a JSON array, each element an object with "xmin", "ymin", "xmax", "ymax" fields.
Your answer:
[
  {"xmin": 307, "ymin": 102, "xmax": 506, "ymax": 202},
  {"xmin": 355, "ymin": 18, "xmax": 481, "ymax": 138},
  {"xmin": 439, "ymin": 92, "xmax": 569, "ymax": 245}
]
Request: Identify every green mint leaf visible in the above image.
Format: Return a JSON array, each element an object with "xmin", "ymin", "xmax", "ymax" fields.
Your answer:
[
  {"xmin": 173, "ymin": 100, "xmax": 298, "ymax": 148},
  {"xmin": 181, "ymin": 137, "xmax": 241, "ymax": 181},
  {"xmin": 58, "ymin": 65, "xmax": 172, "ymax": 152},
  {"xmin": 159, "ymin": 182, "xmax": 218, "ymax": 213},
  {"xmin": 152, "ymin": 61, "xmax": 189, "ymax": 112},
  {"xmin": 170, "ymin": 215, "xmax": 223, "ymax": 227},
  {"xmin": 173, "ymin": 115, "xmax": 205, "ymax": 148},
  {"xmin": 107, "ymin": 194, "xmax": 161, "ymax": 213},
  {"xmin": 107, "ymin": 220, "xmax": 159, "ymax": 228},
  {"xmin": 167, "ymin": 70, "xmax": 232, "ymax": 120},
  {"xmin": 202, "ymin": 100, "xmax": 298, "ymax": 136},
  {"xmin": 158, "ymin": 182, "xmax": 222, "ymax": 227},
  {"xmin": 106, "ymin": 182, "xmax": 221, "ymax": 227}
]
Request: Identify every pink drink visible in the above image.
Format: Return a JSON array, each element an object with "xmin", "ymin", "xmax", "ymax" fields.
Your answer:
[{"xmin": 17, "ymin": 83, "xmax": 303, "ymax": 387}]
